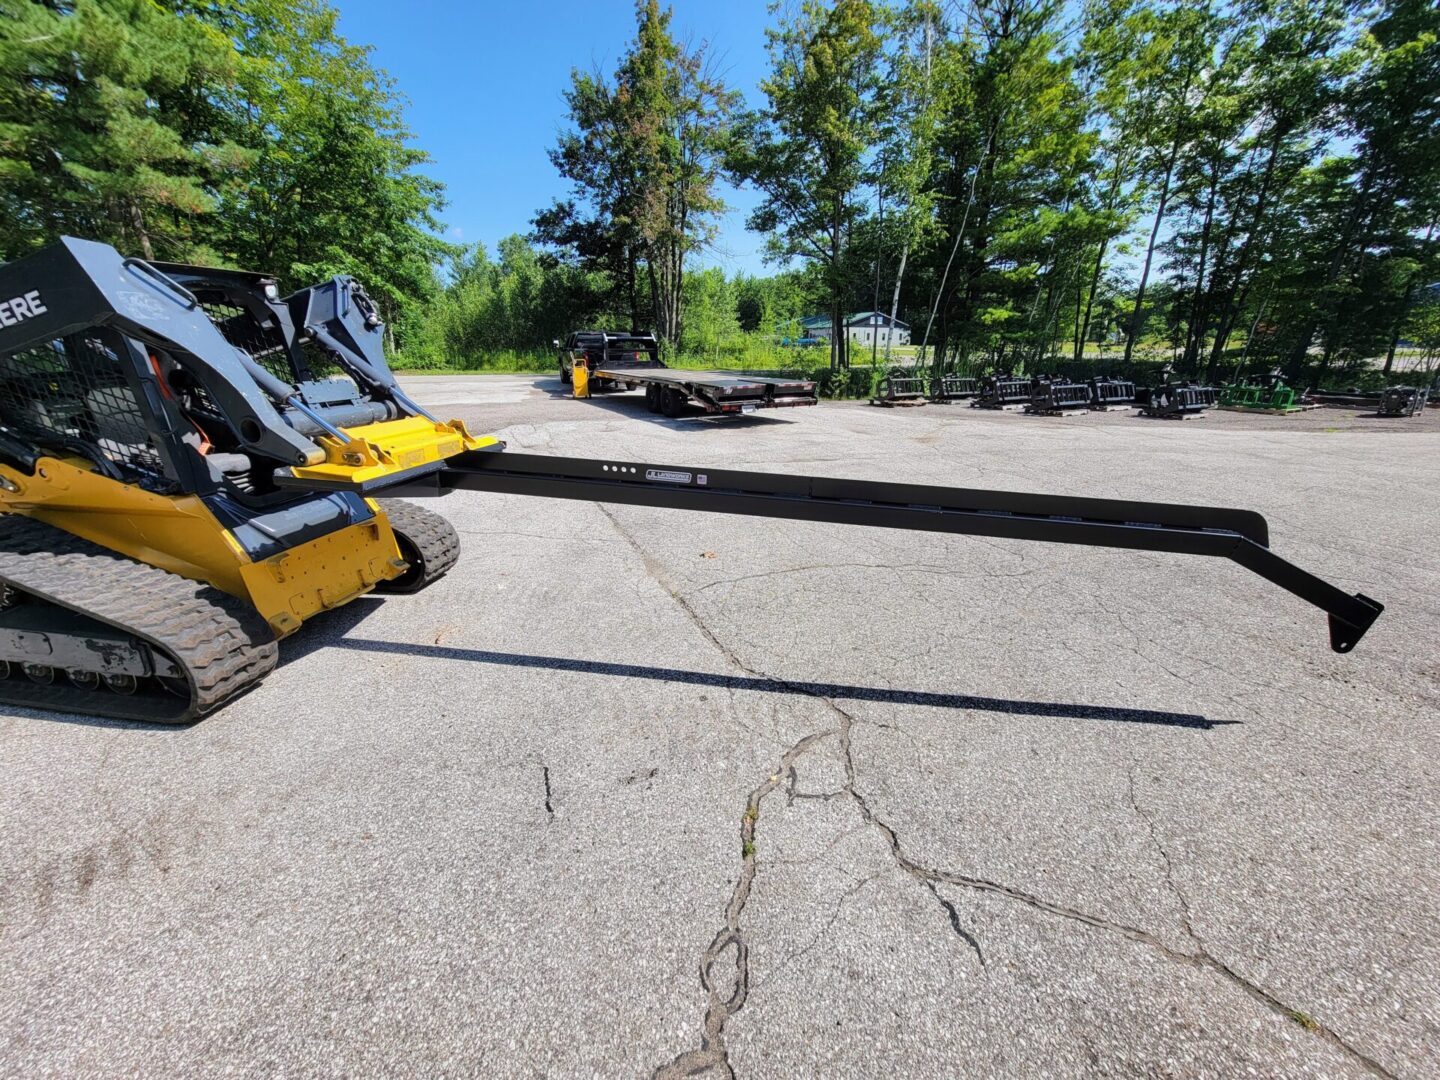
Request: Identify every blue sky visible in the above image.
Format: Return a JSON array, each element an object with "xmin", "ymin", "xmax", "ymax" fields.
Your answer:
[{"xmin": 334, "ymin": 0, "xmax": 779, "ymax": 275}]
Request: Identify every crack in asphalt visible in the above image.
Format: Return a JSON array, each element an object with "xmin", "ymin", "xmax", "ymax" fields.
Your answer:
[
  {"xmin": 783, "ymin": 764, "xmax": 844, "ymax": 806},
  {"xmin": 1126, "ymin": 764, "xmax": 1196, "ymax": 940},
  {"xmin": 751, "ymin": 871, "xmax": 883, "ymax": 992},
  {"xmin": 600, "ymin": 506, "xmax": 1396, "ymax": 1080},
  {"xmin": 651, "ymin": 729, "xmax": 834, "ymax": 1080}
]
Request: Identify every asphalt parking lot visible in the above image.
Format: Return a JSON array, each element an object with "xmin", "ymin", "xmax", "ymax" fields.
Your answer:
[{"xmin": 2, "ymin": 375, "xmax": 1437, "ymax": 1078}]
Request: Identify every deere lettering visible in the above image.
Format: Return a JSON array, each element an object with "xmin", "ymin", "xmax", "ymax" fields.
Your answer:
[{"xmin": 0, "ymin": 291, "xmax": 46, "ymax": 329}]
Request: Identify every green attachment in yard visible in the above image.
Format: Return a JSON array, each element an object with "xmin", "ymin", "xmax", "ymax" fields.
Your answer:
[{"xmin": 1219, "ymin": 370, "xmax": 1307, "ymax": 413}]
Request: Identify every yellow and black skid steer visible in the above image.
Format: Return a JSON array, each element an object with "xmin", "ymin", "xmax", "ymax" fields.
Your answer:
[{"xmin": 0, "ymin": 238, "xmax": 1384, "ymax": 723}]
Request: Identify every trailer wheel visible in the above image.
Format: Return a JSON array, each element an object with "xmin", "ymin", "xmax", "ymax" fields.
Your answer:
[
  {"xmin": 645, "ymin": 384, "xmax": 662, "ymax": 412},
  {"xmin": 661, "ymin": 387, "xmax": 685, "ymax": 418}
]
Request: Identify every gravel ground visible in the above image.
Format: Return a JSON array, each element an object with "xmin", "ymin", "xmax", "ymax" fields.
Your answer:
[{"xmin": 1, "ymin": 375, "xmax": 1436, "ymax": 1078}]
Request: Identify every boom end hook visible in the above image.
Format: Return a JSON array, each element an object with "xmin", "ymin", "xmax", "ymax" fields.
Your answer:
[{"xmin": 1329, "ymin": 594, "xmax": 1384, "ymax": 653}]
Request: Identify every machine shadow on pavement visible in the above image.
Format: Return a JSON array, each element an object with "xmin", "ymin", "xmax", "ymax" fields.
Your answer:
[
  {"xmin": 281, "ymin": 600, "xmax": 1228, "ymax": 731},
  {"xmin": 7, "ymin": 592, "xmax": 1227, "ymax": 733}
]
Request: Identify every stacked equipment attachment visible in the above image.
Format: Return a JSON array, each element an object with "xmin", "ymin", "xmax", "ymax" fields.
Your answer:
[
  {"xmin": 1087, "ymin": 376, "xmax": 1137, "ymax": 410},
  {"xmin": 1377, "ymin": 385, "xmax": 1430, "ymax": 418},
  {"xmin": 1024, "ymin": 375, "xmax": 1092, "ymax": 415},
  {"xmin": 972, "ymin": 373, "xmax": 1032, "ymax": 409},
  {"xmin": 930, "ymin": 374, "xmax": 979, "ymax": 402},
  {"xmin": 870, "ymin": 372, "xmax": 928, "ymax": 406},
  {"xmin": 1135, "ymin": 374, "xmax": 1218, "ymax": 419}
]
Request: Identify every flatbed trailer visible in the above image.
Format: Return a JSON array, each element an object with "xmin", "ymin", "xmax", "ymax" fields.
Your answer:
[{"xmin": 587, "ymin": 362, "xmax": 818, "ymax": 418}]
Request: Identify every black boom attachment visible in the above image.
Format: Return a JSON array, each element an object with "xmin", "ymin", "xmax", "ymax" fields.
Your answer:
[{"xmin": 387, "ymin": 449, "xmax": 1384, "ymax": 654}]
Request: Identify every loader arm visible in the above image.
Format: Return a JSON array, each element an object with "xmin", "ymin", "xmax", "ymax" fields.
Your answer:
[{"xmin": 387, "ymin": 449, "xmax": 1384, "ymax": 654}]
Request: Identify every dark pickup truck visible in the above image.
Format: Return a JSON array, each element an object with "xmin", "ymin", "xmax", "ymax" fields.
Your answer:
[{"xmin": 556, "ymin": 330, "xmax": 660, "ymax": 388}]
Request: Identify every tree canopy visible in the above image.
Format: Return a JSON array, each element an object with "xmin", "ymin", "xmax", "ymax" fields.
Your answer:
[
  {"xmin": 4, "ymin": 0, "xmax": 1437, "ymax": 387},
  {"xmin": 0, "ymin": 0, "xmax": 447, "ymax": 338}
]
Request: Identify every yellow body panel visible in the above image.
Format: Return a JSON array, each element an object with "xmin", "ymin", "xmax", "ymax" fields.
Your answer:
[
  {"xmin": 286, "ymin": 415, "xmax": 496, "ymax": 488},
  {"xmin": 0, "ymin": 455, "xmax": 406, "ymax": 638},
  {"xmin": 236, "ymin": 514, "xmax": 403, "ymax": 637}
]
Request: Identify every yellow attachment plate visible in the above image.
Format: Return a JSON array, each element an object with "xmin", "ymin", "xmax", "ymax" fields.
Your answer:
[{"xmin": 283, "ymin": 415, "xmax": 496, "ymax": 492}]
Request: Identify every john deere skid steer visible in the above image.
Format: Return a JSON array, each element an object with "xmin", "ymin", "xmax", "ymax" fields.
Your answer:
[{"xmin": 0, "ymin": 239, "xmax": 1384, "ymax": 723}]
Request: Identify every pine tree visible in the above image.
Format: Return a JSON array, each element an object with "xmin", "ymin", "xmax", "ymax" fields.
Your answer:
[{"xmin": 0, "ymin": 0, "xmax": 247, "ymax": 260}]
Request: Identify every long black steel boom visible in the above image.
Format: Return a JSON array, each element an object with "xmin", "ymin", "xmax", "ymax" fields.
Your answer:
[{"xmin": 398, "ymin": 450, "xmax": 1383, "ymax": 653}]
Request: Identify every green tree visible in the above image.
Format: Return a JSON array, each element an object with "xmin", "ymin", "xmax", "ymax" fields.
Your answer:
[
  {"xmin": 1194, "ymin": 0, "xmax": 1350, "ymax": 378},
  {"xmin": 680, "ymin": 266, "xmax": 740, "ymax": 359},
  {"xmin": 728, "ymin": 0, "xmax": 887, "ymax": 370},
  {"xmin": 1071, "ymin": 0, "xmax": 1160, "ymax": 362},
  {"xmin": 536, "ymin": 0, "xmax": 736, "ymax": 343},
  {"xmin": 623, "ymin": 0, "xmax": 738, "ymax": 343},
  {"xmin": 203, "ymin": 0, "xmax": 448, "ymax": 336},
  {"xmin": 0, "ymin": 0, "xmax": 247, "ymax": 260},
  {"xmin": 1120, "ymin": 0, "xmax": 1229, "ymax": 366},
  {"xmin": 535, "ymin": 57, "xmax": 648, "ymax": 329},
  {"xmin": 874, "ymin": 1, "xmax": 944, "ymax": 358},
  {"xmin": 407, "ymin": 235, "xmax": 607, "ymax": 368},
  {"xmin": 917, "ymin": 0, "xmax": 1094, "ymax": 371},
  {"xmin": 1282, "ymin": 0, "xmax": 1440, "ymax": 375},
  {"xmin": 0, "ymin": 0, "xmax": 446, "ymax": 348}
]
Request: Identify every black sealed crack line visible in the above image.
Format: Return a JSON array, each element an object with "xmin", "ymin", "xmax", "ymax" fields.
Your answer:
[
  {"xmin": 925, "ymin": 879, "xmax": 986, "ymax": 966},
  {"xmin": 652, "ymin": 730, "xmax": 833, "ymax": 1080},
  {"xmin": 541, "ymin": 765, "xmax": 554, "ymax": 820}
]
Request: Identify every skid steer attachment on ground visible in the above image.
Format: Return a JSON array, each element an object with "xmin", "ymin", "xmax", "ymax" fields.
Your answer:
[
  {"xmin": 1088, "ymin": 376, "xmax": 1137, "ymax": 410},
  {"xmin": 972, "ymin": 374, "xmax": 1031, "ymax": 409},
  {"xmin": 387, "ymin": 450, "xmax": 1384, "ymax": 654},
  {"xmin": 870, "ymin": 372, "xmax": 928, "ymax": 406},
  {"xmin": 1024, "ymin": 376, "xmax": 1091, "ymax": 415},
  {"xmin": 930, "ymin": 374, "xmax": 979, "ymax": 402}
]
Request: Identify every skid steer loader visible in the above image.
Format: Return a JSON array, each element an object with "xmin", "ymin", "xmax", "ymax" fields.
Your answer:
[{"xmin": 0, "ymin": 239, "xmax": 1384, "ymax": 723}]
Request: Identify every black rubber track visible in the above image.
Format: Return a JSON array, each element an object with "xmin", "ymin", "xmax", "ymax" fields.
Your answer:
[
  {"xmin": 0, "ymin": 517, "xmax": 278, "ymax": 723},
  {"xmin": 374, "ymin": 499, "xmax": 460, "ymax": 594}
]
